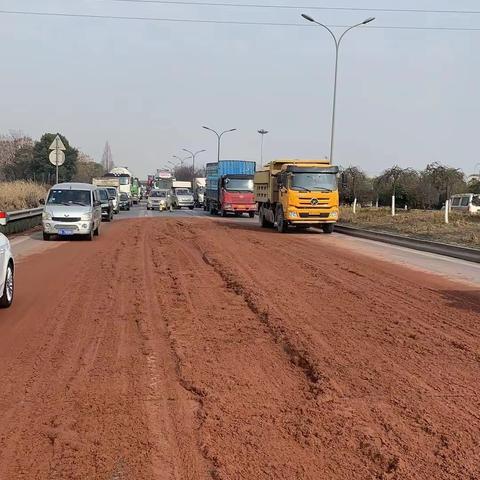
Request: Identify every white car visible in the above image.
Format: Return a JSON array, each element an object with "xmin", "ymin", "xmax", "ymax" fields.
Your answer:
[{"xmin": 0, "ymin": 232, "xmax": 14, "ymax": 308}]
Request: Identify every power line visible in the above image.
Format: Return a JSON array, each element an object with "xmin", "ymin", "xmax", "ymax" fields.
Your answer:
[
  {"xmin": 104, "ymin": 0, "xmax": 480, "ymax": 16},
  {"xmin": 1, "ymin": 9, "xmax": 480, "ymax": 31}
]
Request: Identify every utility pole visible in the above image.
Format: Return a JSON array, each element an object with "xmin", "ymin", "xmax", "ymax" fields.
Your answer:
[
  {"xmin": 257, "ymin": 129, "xmax": 269, "ymax": 164},
  {"xmin": 183, "ymin": 149, "xmax": 206, "ymax": 185},
  {"xmin": 202, "ymin": 126, "xmax": 237, "ymax": 163},
  {"xmin": 301, "ymin": 14, "xmax": 374, "ymax": 163}
]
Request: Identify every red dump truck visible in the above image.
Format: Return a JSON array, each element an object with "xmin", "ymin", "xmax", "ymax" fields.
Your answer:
[{"xmin": 205, "ymin": 160, "xmax": 256, "ymax": 217}]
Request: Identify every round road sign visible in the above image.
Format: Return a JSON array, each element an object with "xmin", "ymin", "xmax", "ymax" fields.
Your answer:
[{"xmin": 49, "ymin": 150, "xmax": 65, "ymax": 166}]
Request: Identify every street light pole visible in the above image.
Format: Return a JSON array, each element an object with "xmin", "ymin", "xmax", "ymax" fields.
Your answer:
[
  {"xmin": 257, "ymin": 129, "xmax": 269, "ymax": 164},
  {"xmin": 301, "ymin": 14, "xmax": 374, "ymax": 163},
  {"xmin": 202, "ymin": 126, "xmax": 237, "ymax": 163},
  {"xmin": 182, "ymin": 148, "xmax": 206, "ymax": 184}
]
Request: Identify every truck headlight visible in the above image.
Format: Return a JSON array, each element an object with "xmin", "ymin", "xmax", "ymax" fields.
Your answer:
[
  {"xmin": 289, "ymin": 211, "xmax": 298, "ymax": 218},
  {"xmin": 81, "ymin": 212, "xmax": 93, "ymax": 221},
  {"xmin": 330, "ymin": 211, "xmax": 338, "ymax": 219},
  {"xmin": 42, "ymin": 211, "xmax": 52, "ymax": 220}
]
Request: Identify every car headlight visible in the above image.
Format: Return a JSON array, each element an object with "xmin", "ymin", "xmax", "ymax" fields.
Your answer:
[
  {"xmin": 330, "ymin": 211, "xmax": 338, "ymax": 219},
  {"xmin": 160, "ymin": 200, "xmax": 166, "ymax": 204},
  {"xmin": 224, "ymin": 204, "xmax": 232, "ymax": 209},
  {"xmin": 81, "ymin": 212, "xmax": 93, "ymax": 221},
  {"xmin": 42, "ymin": 211, "xmax": 52, "ymax": 220}
]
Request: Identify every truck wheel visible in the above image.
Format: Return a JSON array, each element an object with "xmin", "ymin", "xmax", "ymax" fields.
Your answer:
[
  {"xmin": 322, "ymin": 224, "xmax": 335, "ymax": 234},
  {"xmin": 276, "ymin": 208, "xmax": 288, "ymax": 233},
  {"xmin": 259, "ymin": 207, "xmax": 272, "ymax": 228},
  {"xmin": 189, "ymin": 206, "xmax": 194, "ymax": 210},
  {"xmin": 209, "ymin": 205, "xmax": 217, "ymax": 216},
  {"xmin": 221, "ymin": 209, "xmax": 228, "ymax": 217},
  {"xmin": 249, "ymin": 212, "xmax": 255, "ymax": 219}
]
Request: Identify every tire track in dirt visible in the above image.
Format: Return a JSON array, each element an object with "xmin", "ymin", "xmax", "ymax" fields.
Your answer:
[{"xmin": 1, "ymin": 217, "xmax": 479, "ymax": 479}]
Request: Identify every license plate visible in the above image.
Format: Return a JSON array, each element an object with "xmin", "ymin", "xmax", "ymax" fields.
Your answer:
[{"xmin": 58, "ymin": 229, "xmax": 74, "ymax": 236}]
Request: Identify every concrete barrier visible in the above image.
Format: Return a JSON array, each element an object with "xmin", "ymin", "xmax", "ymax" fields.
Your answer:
[{"xmin": 0, "ymin": 207, "xmax": 43, "ymax": 235}]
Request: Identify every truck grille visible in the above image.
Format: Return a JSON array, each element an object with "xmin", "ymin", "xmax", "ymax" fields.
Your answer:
[
  {"xmin": 52, "ymin": 217, "xmax": 81, "ymax": 222},
  {"xmin": 299, "ymin": 213, "xmax": 330, "ymax": 219}
]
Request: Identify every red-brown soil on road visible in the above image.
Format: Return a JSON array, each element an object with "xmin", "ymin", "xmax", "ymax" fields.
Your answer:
[{"xmin": 0, "ymin": 218, "xmax": 479, "ymax": 479}]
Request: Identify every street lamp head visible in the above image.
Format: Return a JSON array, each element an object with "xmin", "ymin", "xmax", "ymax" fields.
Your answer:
[
  {"xmin": 227, "ymin": 128, "xmax": 237, "ymax": 133},
  {"xmin": 362, "ymin": 17, "xmax": 375, "ymax": 24},
  {"xmin": 258, "ymin": 129, "xmax": 269, "ymax": 135},
  {"xmin": 301, "ymin": 13, "xmax": 316, "ymax": 23}
]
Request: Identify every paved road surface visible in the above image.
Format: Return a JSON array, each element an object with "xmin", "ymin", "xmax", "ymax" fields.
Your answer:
[
  {"xmin": 0, "ymin": 211, "xmax": 479, "ymax": 479},
  {"xmin": 11, "ymin": 205, "xmax": 480, "ymax": 285}
]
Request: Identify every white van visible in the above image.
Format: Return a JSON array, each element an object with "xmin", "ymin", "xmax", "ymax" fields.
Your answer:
[
  {"xmin": 450, "ymin": 193, "xmax": 480, "ymax": 214},
  {"xmin": 41, "ymin": 183, "xmax": 103, "ymax": 240}
]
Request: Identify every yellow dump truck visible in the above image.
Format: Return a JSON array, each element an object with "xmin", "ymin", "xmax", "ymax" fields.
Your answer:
[{"xmin": 254, "ymin": 159, "xmax": 339, "ymax": 233}]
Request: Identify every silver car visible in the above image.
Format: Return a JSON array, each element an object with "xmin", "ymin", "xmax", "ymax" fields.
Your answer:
[
  {"xmin": 0, "ymin": 232, "xmax": 14, "ymax": 308},
  {"xmin": 172, "ymin": 188, "xmax": 195, "ymax": 210},
  {"xmin": 147, "ymin": 189, "xmax": 172, "ymax": 211},
  {"xmin": 41, "ymin": 183, "xmax": 102, "ymax": 241}
]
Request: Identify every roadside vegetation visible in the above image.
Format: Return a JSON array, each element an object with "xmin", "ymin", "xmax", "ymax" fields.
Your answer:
[
  {"xmin": 0, "ymin": 131, "xmax": 106, "ymax": 211},
  {"xmin": 340, "ymin": 207, "xmax": 480, "ymax": 248},
  {"xmin": 340, "ymin": 163, "xmax": 480, "ymax": 209},
  {"xmin": 0, "ymin": 181, "xmax": 48, "ymax": 211}
]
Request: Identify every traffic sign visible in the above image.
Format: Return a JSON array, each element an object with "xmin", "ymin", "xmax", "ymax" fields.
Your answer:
[
  {"xmin": 49, "ymin": 150, "xmax": 65, "ymax": 166},
  {"xmin": 49, "ymin": 135, "xmax": 66, "ymax": 151}
]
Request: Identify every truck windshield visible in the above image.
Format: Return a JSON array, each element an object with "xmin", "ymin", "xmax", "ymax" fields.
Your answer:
[
  {"xmin": 291, "ymin": 173, "xmax": 337, "ymax": 192},
  {"xmin": 225, "ymin": 178, "xmax": 254, "ymax": 192},
  {"xmin": 106, "ymin": 188, "xmax": 117, "ymax": 197},
  {"xmin": 119, "ymin": 177, "xmax": 130, "ymax": 185},
  {"xmin": 47, "ymin": 189, "xmax": 91, "ymax": 206}
]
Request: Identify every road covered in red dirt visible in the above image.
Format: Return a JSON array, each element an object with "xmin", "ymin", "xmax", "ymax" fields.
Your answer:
[{"xmin": 0, "ymin": 218, "xmax": 479, "ymax": 479}]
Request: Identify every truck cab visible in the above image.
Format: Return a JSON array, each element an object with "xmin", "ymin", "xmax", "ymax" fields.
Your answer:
[
  {"xmin": 217, "ymin": 175, "xmax": 255, "ymax": 217},
  {"xmin": 205, "ymin": 160, "xmax": 257, "ymax": 217},
  {"xmin": 255, "ymin": 160, "xmax": 339, "ymax": 233}
]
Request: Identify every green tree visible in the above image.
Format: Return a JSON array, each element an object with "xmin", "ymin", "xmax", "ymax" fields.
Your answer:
[
  {"xmin": 30, "ymin": 133, "xmax": 78, "ymax": 184},
  {"xmin": 467, "ymin": 178, "xmax": 480, "ymax": 194},
  {"xmin": 72, "ymin": 160, "xmax": 105, "ymax": 183},
  {"xmin": 422, "ymin": 162, "xmax": 466, "ymax": 208},
  {"xmin": 339, "ymin": 166, "xmax": 372, "ymax": 205}
]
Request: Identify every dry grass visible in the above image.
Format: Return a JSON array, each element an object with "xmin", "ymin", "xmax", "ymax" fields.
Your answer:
[
  {"xmin": 340, "ymin": 206, "xmax": 480, "ymax": 248},
  {"xmin": 0, "ymin": 181, "xmax": 48, "ymax": 211}
]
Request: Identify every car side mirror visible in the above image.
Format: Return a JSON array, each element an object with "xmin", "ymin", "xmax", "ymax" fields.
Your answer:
[{"xmin": 39, "ymin": 198, "xmax": 45, "ymax": 205}]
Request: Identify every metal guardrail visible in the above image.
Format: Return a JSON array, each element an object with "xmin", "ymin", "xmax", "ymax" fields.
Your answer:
[
  {"xmin": 334, "ymin": 224, "xmax": 480, "ymax": 264},
  {"xmin": 0, "ymin": 207, "xmax": 43, "ymax": 226}
]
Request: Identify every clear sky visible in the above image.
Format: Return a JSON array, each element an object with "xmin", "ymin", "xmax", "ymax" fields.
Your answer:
[{"xmin": 1, "ymin": 0, "xmax": 479, "ymax": 178}]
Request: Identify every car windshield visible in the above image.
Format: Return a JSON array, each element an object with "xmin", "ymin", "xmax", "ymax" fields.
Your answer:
[
  {"xmin": 224, "ymin": 178, "xmax": 254, "ymax": 192},
  {"xmin": 150, "ymin": 191, "xmax": 166, "ymax": 198},
  {"xmin": 47, "ymin": 189, "xmax": 91, "ymax": 206},
  {"xmin": 120, "ymin": 193, "xmax": 128, "ymax": 200},
  {"xmin": 176, "ymin": 189, "xmax": 191, "ymax": 195},
  {"xmin": 99, "ymin": 189, "xmax": 109, "ymax": 201},
  {"xmin": 290, "ymin": 172, "xmax": 338, "ymax": 192}
]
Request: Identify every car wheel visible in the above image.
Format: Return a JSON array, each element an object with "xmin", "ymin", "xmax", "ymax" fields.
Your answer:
[
  {"xmin": 0, "ymin": 262, "xmax": 14, "ymax": 308},
  {"xmin": 94, "ymin": 225, "xmax": 99, "ymax": 236},
  {"xmin": 86, "ymin": 230, "xmax": 94, "ymax": 241},
  {"xmin": 189, "ymin": 206, "xmax": 194, "ymax": 210},
  {"xmin": 221, "ymin": 209, "xmax": 227, "ymax": 217},
  {"xmin": 43, "ymin": 232, "xmax": 51, "ymax": 241},
  {"xmin": 249, "ymin": 212, "xmax": 255, "ymax": 218}
]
